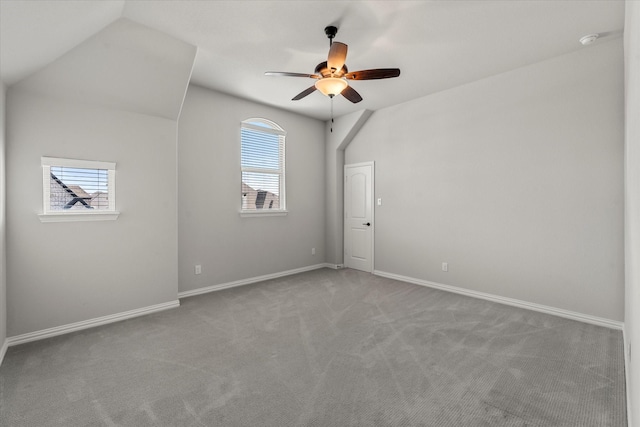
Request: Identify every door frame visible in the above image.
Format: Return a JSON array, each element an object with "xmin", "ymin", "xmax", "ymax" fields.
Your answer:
[{"xmin": 344, "ymin": 161, "xmax": 375, "ymax": 272}]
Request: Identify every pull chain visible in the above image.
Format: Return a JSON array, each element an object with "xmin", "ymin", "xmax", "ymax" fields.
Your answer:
[{"xmin": 330, "ymin": 96, "xmax": 334, "ymax": 133}]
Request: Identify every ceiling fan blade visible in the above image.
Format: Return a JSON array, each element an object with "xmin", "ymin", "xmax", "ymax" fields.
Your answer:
[
  {"xmin": 344, "ymin": 68, "xmax": 401, "ymax": 80},
  {"xmin": 292, "ymin": 85, "xmax": 317, "ymax": 101},
  {"xmin": 327, "ymin": 42, "xmax": 348, "ymax": 73},
  {"xmin": 265, "ymin": 71, "xmax": 320, "ymax": 78},
  {"xmin": 341, "ymin": 85, "xmax": 363, "ymax": 103}
]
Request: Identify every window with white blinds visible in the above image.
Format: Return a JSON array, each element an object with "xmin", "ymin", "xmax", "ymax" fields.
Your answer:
[
  {"xmin": 40, "ymin": 157, "xmax": 119, "ymax": 222},
  {"xmin": 240, "ymin": 118, "xmax": 286, "ymax": 214}
]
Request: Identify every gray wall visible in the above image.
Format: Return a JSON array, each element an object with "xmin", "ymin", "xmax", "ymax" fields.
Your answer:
[
  {"xmin": 0, "ymin": 83, "xmax": 6, "ymax": 351},
  {"xmin": 6, "ymin": 92, "xmax": 181, "ymax": 336},
  {"xmin": 624, "ymin": 1, "xmax": 640, "ymax": 424},
  {"xmin": 177, "ymin": 85, "xmax": 326, "ymax": 293},
  {"xmin": 345, "ymin": 38, "xmax": 625, "ymax": 322},
  {"xmin": 5, "ymin": 19, "xmax": 195, "ymax": 337}
]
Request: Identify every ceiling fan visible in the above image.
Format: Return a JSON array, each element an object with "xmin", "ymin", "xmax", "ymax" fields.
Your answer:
[{"xmin": 265, "ymin": 26, "xmax": 401, "ymax": 104}]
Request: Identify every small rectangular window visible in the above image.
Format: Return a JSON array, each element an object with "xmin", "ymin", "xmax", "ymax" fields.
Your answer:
[
  {"xmin": 40, "ymin": 157, "xmax": 119, "ymax": 222},
  {"xmin": 240, "ymin": 119, "xmax": 286, "ymax": 215}
]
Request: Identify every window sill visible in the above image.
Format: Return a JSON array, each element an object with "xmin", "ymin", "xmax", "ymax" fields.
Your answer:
[
  {"xmin": 38, "ymin": 211, "xmax": 121, "ymax": 223},
  {"xmin": 240, "ymin": 210, "xmax": 288, "ymax": 218}
]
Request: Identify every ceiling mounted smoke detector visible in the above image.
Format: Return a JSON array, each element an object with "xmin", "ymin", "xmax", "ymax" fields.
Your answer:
[{"xmin": 579, "ymin": 34, "xmax": 599, "ymax": 46}]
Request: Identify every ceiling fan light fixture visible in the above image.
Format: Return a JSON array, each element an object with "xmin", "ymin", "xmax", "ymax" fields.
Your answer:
[
  {"xmin": 266, "ymin": 25, "xmax": 400, "ymax": 104},
  {"xmin": 315, "ymin": 77, "xmax": 348, "ymax": 97}
]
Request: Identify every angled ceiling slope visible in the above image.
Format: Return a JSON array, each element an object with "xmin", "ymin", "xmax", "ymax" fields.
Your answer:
[
  {"xmin": 12, "ymin": 18, "xmax": 197, "ymax": 120},
  {"xmin": 0, "ymin": 0, "xmax": 125, "ymax": 86}
]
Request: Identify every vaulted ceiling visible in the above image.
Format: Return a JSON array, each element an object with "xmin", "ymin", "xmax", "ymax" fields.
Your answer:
[{"xmin": 0, "ymin": 0, "xmax": 625, "ymax": 121}]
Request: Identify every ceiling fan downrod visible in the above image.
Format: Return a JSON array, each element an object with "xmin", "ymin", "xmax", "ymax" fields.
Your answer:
[{"xmin": 325, "ymin": 25, "xmax": 338, "ymax": 46}]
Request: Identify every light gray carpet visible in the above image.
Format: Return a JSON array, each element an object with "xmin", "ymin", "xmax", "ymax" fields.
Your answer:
[{"xmin": 0, "ymin": 268, "xmax": 627, "ymax": 426}]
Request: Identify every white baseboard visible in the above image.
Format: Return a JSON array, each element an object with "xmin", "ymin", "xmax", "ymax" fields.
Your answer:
[
  {"xmin": 178, "ymin": 263, "xmax": 330, "ymax": 299},
  {"xmin": 6, "ymin": 300, "xmax": 180, "ymax": 347},
  {"xmin": 374, "ymin": 270, "xmax": 624, "ymax": 330},
  {"xmin": 324, "ymin": 263, "xmax": 344, "ymax": 270},
  {"xmin": 0, "ymin": 338, "xmax": 8, "ymax": 367}
]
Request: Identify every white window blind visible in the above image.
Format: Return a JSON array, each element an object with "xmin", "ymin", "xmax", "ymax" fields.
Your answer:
[
  {"xmin": 241, "ymin": 119, "xmax": 286, "ymax": 213},
  {"xmin": 40, "ymin": 157, "xmax": 118, "ymax": 221}
]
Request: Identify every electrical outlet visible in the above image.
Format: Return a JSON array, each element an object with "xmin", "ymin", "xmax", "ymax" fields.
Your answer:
[
  {"xmin": 195, "ymin": 265, "xmax": 202, "ymax": 275},
  {"xmin": 442, "ymin": 262, "xmax": 448, "ymax": 272},
  {"xmin": 311, "ymin": 247, "xmax": 316, "ymax": 255}
]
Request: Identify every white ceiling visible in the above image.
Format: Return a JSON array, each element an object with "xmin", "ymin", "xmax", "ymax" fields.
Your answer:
[{"xmin": 0, "ymin": 0, "xmax": 625, "ymax": 121}]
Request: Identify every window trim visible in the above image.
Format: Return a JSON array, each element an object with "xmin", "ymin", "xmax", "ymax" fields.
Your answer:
[
  {"xmin": 239, "ymin": 210, "xmax": 288, "ymax": 218},
  {"xmin": 39, "ymin": 156, "xmax": 120, "ymax": 223},
  {"xmin": 240, "ymin": 118, "xmax": 287, "ymax": 216}
]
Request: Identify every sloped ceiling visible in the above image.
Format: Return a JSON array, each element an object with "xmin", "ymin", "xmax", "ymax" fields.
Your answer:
[
  {"xmin": 0, "ymin": 1, "xmax": 625, "ymax": 121},
  {"xmin": 12, "ymin": 18, "xmax": 197, "ymax": 120},
  {"xmin": 0, "ymin": 1, "xmax": 125, "ymax": 84}
]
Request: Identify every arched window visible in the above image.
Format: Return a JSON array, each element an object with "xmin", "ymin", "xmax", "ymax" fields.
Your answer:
[{"xmin": 240, "ymin": 118, "xmax": 286, "ymax": 214}]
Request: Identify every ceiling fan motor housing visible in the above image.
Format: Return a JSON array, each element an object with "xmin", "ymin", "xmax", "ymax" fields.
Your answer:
[
  {"xmin": 315, "ymin": 61, "xmax": 347, "ymax": 77},
  {"xmin": 324, "ymin": 26, "xmax": 338, "ymax": 41}
]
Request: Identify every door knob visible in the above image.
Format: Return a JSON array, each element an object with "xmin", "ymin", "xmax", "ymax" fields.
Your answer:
[{"xmin": 363, "ymin": 222, "xmax": 371, "ymax": 226}]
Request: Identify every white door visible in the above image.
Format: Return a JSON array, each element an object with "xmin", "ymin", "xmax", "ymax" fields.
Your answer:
[{"xmin": 344, "ymin": 162, "xmax": 374, "ymax": 272}]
